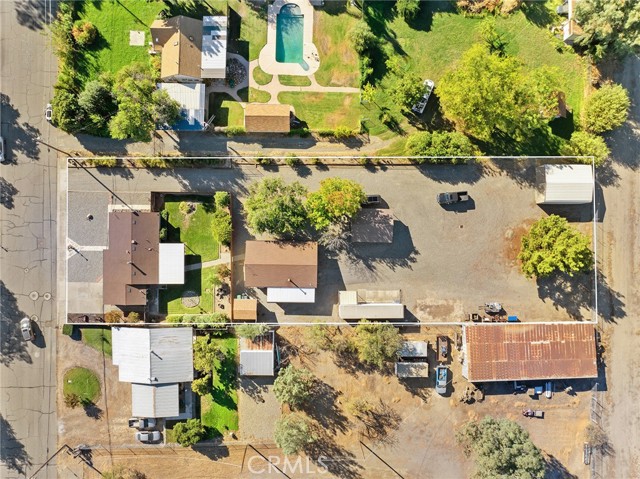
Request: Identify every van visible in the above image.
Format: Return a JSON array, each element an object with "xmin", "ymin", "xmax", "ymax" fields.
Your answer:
[{"xmin": 545, "ymin": 381, "xmax": 553, "ymax": 399}]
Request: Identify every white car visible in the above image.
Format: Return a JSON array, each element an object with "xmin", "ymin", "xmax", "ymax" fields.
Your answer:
[
  {"xmin": 411, "ymin": 79, "xmax": 435, "ymax": 115},
  {"xmin": 20, "ymin": 317, "xmax": 34, "ymax": 341},
  {"xmin": 45, "ymin": 104, "xmax": 53, "ymax": 122},
  {"xmin": 0, "ymin": 136, "xmax": 5, "ymax": 164},
  {"xmin": 136, "ymin": 430, "xmax": 161, "ymax": 443}
]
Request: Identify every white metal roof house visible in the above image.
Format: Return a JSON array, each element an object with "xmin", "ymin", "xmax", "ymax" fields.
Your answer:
[
  {"xmin": 338, "ymin": 290, "xmax": 405, "ymax": 320},
  {"xmin": 157, "ymin": 83, "xmax": 206, "ymax": 131},
  {"xmin": 395, "ymin": 340, "xmax": 429, "ymax": 378},
  {"xmin": 112, "ymin": 327, "xmax": 194, "ymax": 418},
  {"xmin": 239, "ymin": 332, "xmax": 276, "ymax": 377},
  {"xmin": 201, "ymin": 16, "xmax": 227, "ymax": 79},
  {"xmin": 536, "ymin": 164, "xmax": 594, "ymax": 204}
]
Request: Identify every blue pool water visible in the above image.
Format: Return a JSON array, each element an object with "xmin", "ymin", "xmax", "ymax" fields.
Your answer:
[{"xmin": 276, "ymin": 4, "xmax": 304, "ymax": 64}]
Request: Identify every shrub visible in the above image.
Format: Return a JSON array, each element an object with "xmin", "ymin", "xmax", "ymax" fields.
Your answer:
[
  {"xmin": 273, "ymin": 365, "xmax": 316, "ymax": 409},
  {"xmin": 274, "ymin": 414, "xmax": 317, "ymax": 455},
  {"xmin": 285, "ymin": 154, "xmax": 300, "ymax": 167},
  {"xmin": 334, "ymin": 126, "xmax": 354, "ymax": 139},
  {"xmin": 309, "ymin": 158, "xmax": 320, "ymax": 165},
  {"xmin": 64, "ymin": 392, "xmax": 81, "ymax": 409},
  {"xmin": 191, "ymin": 374, "xmax": 211, "ymax": 396},
  {"xmin": 226, "ymin": 126, "xmax": 246, "ymax": 136},
  {"xmin": 72, "ymin": 20, "xmax": 97, "ymax": 47},
  {"xmin": 126, "ymin": 312, "xmax": 141, "ymax": 323},
  {"xmin": 405, "ymin": 131, "xmax": 479, "ymax": 163},
  {"xmin": 166, "ymin": 313, "xmax": 229, "ymax": 331},
  {"xmin": 214, "ymin": 264, "xmax": 231, "ymax": 281},
  {"xmin": 349, "ymin": 22, "xmax": 377, "ymax": 55},
  {"xmin": 214, "ymin": 191, "xmax": 230, "ymax": 209},
  {"xmin": 160, "ymin": 209, "xmax": 170, "ymax": 222},
  {"xmin": 396, "ymin": 0, "xmax": 421, "ymax": 20},
  {"xmin": 289, "ymin": 128, "xmax": 311, "ymax": 137},
  {"xmin": 89, "ymin": 157, "xmax": 118, "ymax": 167},
  {"xmin": 173, "ymin": 419, "xmax": 206, "ymax": 447},
  {"xmin": 62, "ymin": 324, "xmax": 74, "ymax": 336},
  {"xmin": 353, "ymin": 320, "xmax": 403, "ymax": 368},
  {"xmin": 104, "ymin": 310, "xmax": 123, "ymax": 324},
  {"xmin": 102, "ymin": 465, "xmax": 147, "ymax": 479},
  {"xmin": 584, "ymin": 83, "xmax": 630, "ymax": 134},
  {"xmin": 235, "ymin": 323, "xmax": 271, "ymax": 340},
  {"xmin": 179, "ymin": 201, "xmax": 191, "ymax": 215},
  {"xmin": 159, "ymin": 227, "xmax": 167, "ymax": 241},
  {"xmin": 561, "ymin": 131, "xmax": 610, "ymax": 167},
  {"xmin": 211, "ymin": 210, "xmax": 232, "ymax": 245}
]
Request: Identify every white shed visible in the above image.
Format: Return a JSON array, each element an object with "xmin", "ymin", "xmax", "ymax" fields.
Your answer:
[{"xmin": 536, "ymin": 164, "xmax": 594, "ymax": 204}]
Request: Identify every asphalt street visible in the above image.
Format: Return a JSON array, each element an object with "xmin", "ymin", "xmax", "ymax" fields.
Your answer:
[{"xmin": 1, "ymin": 1, "xmax": 58, "ymax": 478}]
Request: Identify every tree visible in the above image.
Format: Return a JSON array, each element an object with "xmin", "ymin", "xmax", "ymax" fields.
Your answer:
[
  {"xmin": 273, "ymin": 365, "xmax": 316, "ymax": 409},
  {"xmin": 235, "ymin": 323, "xmax": 271, "ymax": 340},
  {"xmin": 353, "ymin": 320, "xmax": 402, "ymax": 368},
  {"xmin": 457, "ymin": 417, "xmax": 545, "ymax": 479},
  {"xmin": 361, "ymin": 83, "xmax": 377, "ymax": 106},
  {"xmin": 574, "ymin": 0, "xmax": 640, "ymax": 60},
  {"xmin": 64, "ymin": 393, "xmax": 81, "ymax": 409},
  {"xmin": 191, "ymin": 374, "xmax": 211, "ymax": 396},
  {"xmin": 391, "ymin": 73, "xmax": 424, "ymax": 112},
  {"xmin": 306, "ymin": 177, "xmax": 365, "ymax": 231},
  {"xmin": 405, "ymin": 131, "xmax": 479, "ymax": 162},
  {"xmin": 480, "ymin": 18, "xmax": 507, "ymax": 56},
  {"xmin": 152, "ymin": 88, "xmax": 181, "ymax": 126},
  {"xmin": 109, "ymin": 99, "xmax": 154, "ymax": 141},
  {"xmin": 214, "ymin": 191, "xmax": 230, "ymax": 209},
  {"xmin": 519, "ymin": 215, "xmax": 593, "ymax": 279},
  {"xmin": 438, "ymin": 44, "xmax": 560, "ymax": 141},
  {"xmin": 395, "ymin": 0, "xmax": 420, "ymax": 20},
  {"xmin": 305, "ymin": 324, "xmax": 339, "ymax": 351},
  {"xmin": 348, "ymin": 21, "xmax": 377, "ymax": 55},
  {"xmin": 561, "ymin": 131, "xmax": 610, "ymax": 166},
  {"xmin": 51, "ymin": 88, "xmax": 82, "ymax": 132},
  {"xmin": 584, "ymin": 83, "xmax": 630, "ymax": 134},
  {"xmin": 244, "ymin": 178, "xmax": 308, "ymax": 237},
  {"xmin": 72, "ymin": 20, "xmax": 97, "ymax": 47},
  {"xmin": 211, "ymin": 209, "xmax": 232, "ymax": 245},
  {"xmin": 193, "ymin": 335, "xmax": 220, "ymax": 374},
  {"xmin": 78, "ymin": 77, "xmax": 117, "ymax": 134},
  {"xmin": 274, "ymin": 414, "xmax": 317, "ymax": 455},
  {"xmin": 173, "ymin": 419, "xmax": 206, "ymax": 447}
]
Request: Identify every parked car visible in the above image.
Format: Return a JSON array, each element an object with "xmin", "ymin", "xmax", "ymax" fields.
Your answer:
[
  {"xmin": 435, "ymin": 365, "xmax": 448, "ymax": 395},
  {"xmin": 129, "ymin": 418, "xmax": 157, "ymax": 430},
  {"xmin": 45, "ymin": 104, "xmax": 53, "ymax": 122},
  {"xmin": 436, "ymin": 191, "xmax": 469, "ymax": 205},
  {"xmin": 361, "ymin": 194, "xmax": 381, "ymax": 206},
  {"xmin": 411, "ymin": 79, "xmax": 435, "ymax": 115},
  {"xmin": 20, "ymin": 317, "xmax": 34, "ymax": 341},
  {"xmin": 135, "ymin": 431, "xmax": 161, "ymax": 443},
  {"xmin": 522, "ymin": 409, "xmax": 544, "ymax": 419},
  {"xmin": 545, "ymin": 381, "xmax": 553, "ymax": 399},
  {"xmin": 513, "ymin": 381, "xmax": 527, "ymax": 394},
  {"xmin": 0, "ymin": 136, "xmax": 6, "ymax": 164}
]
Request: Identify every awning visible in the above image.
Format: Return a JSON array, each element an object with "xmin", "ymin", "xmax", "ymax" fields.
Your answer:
[{"xmin": 266, "ymin": 287, "xmax": 315, "ymax": 303}]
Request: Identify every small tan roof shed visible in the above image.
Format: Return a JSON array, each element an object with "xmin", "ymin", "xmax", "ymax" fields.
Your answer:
[
  {"xmin": 233, "ymin": 298, "xmax": 258, "ymax": 322},
  {"xmin": 244, "ymin": 104, "xmax": 291, "ymax": 133}
]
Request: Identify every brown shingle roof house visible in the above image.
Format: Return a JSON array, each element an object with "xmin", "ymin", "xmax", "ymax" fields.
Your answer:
[
  {"xmin": 244, "ymin": 241, "xmax": 317, "ymax": 288},
  {"xmin": 150, "ymin": 16, "xmax": 203, "ymax": 81},
  {"xmin": 244, "ymin": 104, "xmax": 291, "ymax": 133}
]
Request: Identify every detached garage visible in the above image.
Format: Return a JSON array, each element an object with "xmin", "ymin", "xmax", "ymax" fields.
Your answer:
[{"xmin": 536, "ymin": 164, "xmax": 594, "ymax": 204}]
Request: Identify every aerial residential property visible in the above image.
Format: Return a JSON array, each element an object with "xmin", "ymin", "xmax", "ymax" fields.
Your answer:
[{"xmin": 1, "ymin": 0, "xmax": 639, "ymax": 479}]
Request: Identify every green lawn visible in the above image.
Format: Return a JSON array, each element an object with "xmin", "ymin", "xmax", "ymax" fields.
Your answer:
[
  {"xmin": 313, "ymin": 3, "xmax": 361, "ymax": 87},
  {"xmin": 63, "ymin": 367, "xmax": 101, "ymax": 403},
  {"xmin": 228, "ymin": 0, "xmax": 267, "ymax": 61},
  {"xmin": 278, "ymin": 75, "xmax": 312, "ymax": 87},
  {"xmin": 80, "ymin": 327, "xmax": 112, "ymax": 357},
  {"xmin": 75, "ymin": 0, "xmax": 165, "ymax": 82},
  {"xmin": 210, "ymin": 93, "xmax": 244, "ymax": 127},
  {"xmin": 253, "ymin": 65, "xmax": 273, "ymax": 85},
  {"xmin": 161, "ymin": 266, "xmax": 216, "ymax": 315},
  {"xmin": 278, "ymin": 92, "xmax": 361, "ymax": 130},
  {"xmin": 162, "ymin": 195, "xmax": 220, "ymax": 264},
  {"xmin": 200, "ymin": 336, "xmax": 238, "ymax": 437},
  {"xmin": 249, "ymin": 87, "xmax": 271, "ymax": 103}
]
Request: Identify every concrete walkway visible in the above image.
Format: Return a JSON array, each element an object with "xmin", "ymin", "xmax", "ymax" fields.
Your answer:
[{"xmin": 184, "ymin": 251, "xmax": 231, "ymax": 271}]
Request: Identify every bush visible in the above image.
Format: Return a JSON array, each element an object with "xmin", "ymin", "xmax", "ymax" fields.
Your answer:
[
  {"xmin": 406, "ymin": 131, "xmax": 479, "ymax": 163},
  {"xmin": 226, "ymin": 126, "xmax": 246, "ymax": 136},
  {"xmin": 285, "ymin": 154, "xmax": 300, "ymax": 167},
  {"xmin": 88, "ymin": 157, "xmax": 118, "ymax": 167},
  {"xmin": 160, "ymin": 209, "xmax": 170, "ymax": 222},
  {"xmin": 289, "ymin": 128, "xmax": 311, "ymax": 137},
  {"xmin": 334, "ymin": 126, "xmax": 354, "ymax": 139},
  {"xmin": 273, "ymin": 365, "xmax": 316, "ymax": 409},
  {"xmin": 191, "ymin": 374, "xmax": 211, "ymax": 396},
  {"xmin": 104, "ymin": 310, "xmax": 123, "ymax": 324},
  {"xmin": 173, "ymin": 419, "xmax": 206, "ymax": 447},
  {"xmin": 72, "ymin": 20, "xmax": 97, "ymax": 47},
  {"xmin": 235, "ymin": 323, "xmax": 271, "ymax": 340},
  {"xmin": 561, "ymin": 131, "xmax": 610, "ymax": 167},
  {"xmin": 64, "ymin": 392, "xmax": 81, "ymax": 409},
  {"xmin": 159, "ymin": 227, "xmax": 167, "ymax": 241},
  {"xmin": 584, "ymin": 83, "xmax": 630, "ymax": 134},
  {"xmin": 255, "ymin": 157, "xmax": 272, "ymax": 165},
  {"xmin": 349, "ymin": 22, "xmax": 377, "ymax": 55},
  {"xmin": 166, "ymin": 313, "xmax": 229, "ymax": 331},
  {"xmin": 354, "ymin": 320, "xmax": 403, "ymax": 368},
  {"xmin": 214, "ymin": 264, "xmax": 231, "ymax": 281},
  {"xmin": 62, "ymin": 324, "xmax": 74, "ymax": 336},
  {"xmin": 211, "ymin": 210, "xmax": 232, "ymax": 245},
  {"xmin": 214, "ymin": 191, "xmax": 230, "ymax": 209},
  {"xmin": 179, "ymin": 201, "xmax": 191, "ymax": 215},
  {"xmin": 274, "ymin": 414, "xmax": 317, "ymax": 455},
  {"xmin": 126, "ymin": 312, "xmax": 141, "ymax": 323},
  {"xmin": 102, "ymin": 465, "xmax": 147, "ymax": 479}
]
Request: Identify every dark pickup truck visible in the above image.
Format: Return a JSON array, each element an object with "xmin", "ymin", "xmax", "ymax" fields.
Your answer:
[{"xmin": 436, "ymin": 191, "xmax": 469, "ymax": 205}]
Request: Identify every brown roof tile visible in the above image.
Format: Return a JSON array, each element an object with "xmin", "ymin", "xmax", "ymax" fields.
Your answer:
[
  {"xmin": 244, "ymin": 103, "xmax": 291, "ymax": 133},
  {"xmin": 151, "ymin": 16, "xmax": 203, "ymax": 80},
  {"xmin": 244, "ymin": 241, "xmax": 317, "ymax": 288}
]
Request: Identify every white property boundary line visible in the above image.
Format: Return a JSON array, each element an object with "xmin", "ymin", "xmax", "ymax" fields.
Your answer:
[{"xmin": 65, "ymin": 155, "xmax": 599, "ymax": 328}]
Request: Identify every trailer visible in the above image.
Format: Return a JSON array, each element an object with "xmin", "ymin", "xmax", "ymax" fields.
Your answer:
[{"xmin": 437, "ymin": 336, "xmax": 449, "ymax": 363}]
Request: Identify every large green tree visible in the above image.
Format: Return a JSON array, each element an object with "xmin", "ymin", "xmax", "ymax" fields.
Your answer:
[
  {"xmin": 574, "ymin": 0, "xmax": 640, "ymax": 59},
  {"xmin": 274, "ymin": 414, "xmax": 317, "ymax": 455},
  {"xmin": 561, "ymin": 131, "xmax": 610, "ymax": 166},
  {"xmin": 437, "ymin": 44, "xmax": 560, "ymax": 141},
  {"xmin": 519, "ymin": 215, "xmax": 593, "ymax": 278},
  {"xmin": 306, "ymin": 177, "xmax": 365, "ymax": 231},
  {"xmin": 395, "ymin": 0, "xmax": 420, "ymax": 20},
  {"xmin": 353, "ymin": 320, "xmax": 402, "ymax": 369},
  {"xmin": 348, "ymin": 21, "xmax": 377, "ymax": 55},
  {"xmin": 273, "ymin": 365, "xmax": 316, "ymax": 409},
  {"xmin": 457, "ymin": 417, "xmax": 545, "ymax": 479},
  {"xmin": 584, "ymin": 83, "xmax": 630, "ymax": 134},
  {"xmin": 405, "ymin": 131, "xmax": 479, "ymax": 163},
  {"xmin": 391, "ymin": 73, "xmax": 425, "ymax": 112},
  {"xmin": 244, "ymin": 178, "xmax": 308, "ymax": 237},
  {"xmin": 78, "ymin": 75, "xmax": 117, "ymax": 135},
  {"xmin": 173, "ymin": 419, "xmax": 207, "ymax": 447},
  {"xmin": 192, "ymin": 335, "xmax": 220, "ymax": 374}
]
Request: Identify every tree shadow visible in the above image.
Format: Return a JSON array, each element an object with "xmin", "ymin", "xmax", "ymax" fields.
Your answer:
[
  {"xmin": 292, "ymin": 163, "xmax": 312, "ymax": 178},
  {"xmin": 302, "ymin": 380, "xmax": 349, "ymax": 435},
  {"xmin": 544, "ymin": 453, "xmax": 578, "ymax": 479},
  {"xmin": 521, "ymin": 0, "xmax": 556, "ymax": 28},
  {"xmin": 351, "ymin": 399, "xmax": 401, "ymax": 445},
  {"xmin": 162, "ymin": 0, "xmax": 226, "ymax": 18},
  {"xmin": 0, "ymin": 414, "xmax": 32, "ymax": 474},
  {"xmin": 416, "ymin": 160, "xmax": 486, "ymax": 185},
  {"xmin": 0, "ymin": 93, "xmax": 41, "ymax": 163},
  {"xmin": 14, "ymin": 0, "xmax": 49, "ymax": 31},
  {"xmin": 606, "ymin": 120, "xmax": 640, "ymax": 171},
  {"xmin": 193, "ymin": 444, "xmax": 230, "ymax": 459},
  {"xmin": 0, "ymin": 281, "xmax": 32, "ymax": 366},
  {"xmin": 0, "ymin": 178, "xmax": 19, "ymax": 209},
  {"xmin": 83, "ymin": 402, "xmax": 104, "ymax": 420},
  {"xmin": 405, "ymin": 0, "xmax": 455, "ymax": 32},
  {"xmin": 239, "ymin": 377, "xmax": 270, "ymax": 403},
  {"xmin": 305, "ymin": 427, "xmax": 363, "ymax": 479}
]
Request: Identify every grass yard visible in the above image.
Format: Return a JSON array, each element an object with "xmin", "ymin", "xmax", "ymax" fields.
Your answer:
[
  {"xmin": 278, "ymin": 75, "xmax": 311, "ymax": 87},
  {"xmin": 228, "ymin": 0, "xmax": 267, "ymax": 61},
  {"xmin": 75, "ymin": 0, "xmax": 165, "ymax": 82},
  {"xmin": 313, "ymin": 3, "xmax": 361, "ymax": 87},
  {"xmin": 200, "ymin": 336, "xmax": 239, "ymax": 437},
  {"xmin": 253, "ymin": 65, "xmax": 273, "ymax": 85},
  {"xmin": 161, "ymin": 266, "xmax": 216, "ymax": 315},
  {"xmin": 63, "ymin": 367, "xmax": 101, "ymax": 403},
  {"xmin": 162, "ymin": 195, "xmax": 220, "ymax": 264},
  {"xmin": 80, "ymin": 327, "xmax": 112, "ymax": 357},
  {"xmin": 249, "ymin": 87, "xmax": 271, "ymax": 103},
  {"xmin": 278, "ymin": 92, "xmax": 360, "ymax": 130},
  {"xmin": 210, "ymin": 93, "xmax": 244, "ymax": 127}
]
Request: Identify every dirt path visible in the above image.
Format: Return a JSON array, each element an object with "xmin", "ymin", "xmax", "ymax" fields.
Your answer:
[{"xmin": 601, "ymin": 54, "xmax": 640, "ymax": 478}]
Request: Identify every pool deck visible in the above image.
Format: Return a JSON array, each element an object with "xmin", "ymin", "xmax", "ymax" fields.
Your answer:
[{"xmin": 258, "ymin": 0, "xmax": 320, "ymax": 76}]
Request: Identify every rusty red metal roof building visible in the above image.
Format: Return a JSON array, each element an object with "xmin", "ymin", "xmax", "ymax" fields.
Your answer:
[{"xmin": 462, "ymin": 323, "xmax": 597, "ymax": 382}]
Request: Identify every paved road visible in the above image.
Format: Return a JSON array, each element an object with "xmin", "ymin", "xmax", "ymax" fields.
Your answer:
[
  {"xmin": 601, "ymin": 54, "xmax": 640, "ymax": 478},
  {"xmin": 1, "ymin": 1, "xmax": 58, "ymax": 478}
]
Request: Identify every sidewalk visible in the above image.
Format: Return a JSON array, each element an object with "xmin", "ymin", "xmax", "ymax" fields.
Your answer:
[{"xmin": 184, "ymin": 252, "xmax": 231, "ymax": 271}]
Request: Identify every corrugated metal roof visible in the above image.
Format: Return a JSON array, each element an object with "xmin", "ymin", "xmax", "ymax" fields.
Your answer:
[
  {"xmin": 158, "ymin": 243, "xmax": 185, "ymax": 284},
  {"xmin": 338, "ymin": 303, "xmax": 404, "ymax": 319},
  {"xmin": 201, "ymin": 16, "xmax": 227, "ymax": 78},
  {"xmin": 239, "ymin": 351, "xmax": 275, "ymax": 376},
  {"xmin": 112, "ymin": 327, "xmax": 194, "ymax": 384},
  {"xmin": 398, "ymin": 341, "xmax": 429, "ymax": 358},
  {"xmin": 538, "ymin": 164, "xmax": 593, "ymax": 204},
  {"xmin": 395, "ymin": 362, "xmax": 429, "ymax": 378},
  {"xmin": 463, "ymin": 323, "xmax": 597, "ymax": 382},
  {"xmin": 157, "ymin": 83, "xmax": 206, "ymax": 130},
  {"xmin": 131, "ymin": 383, "xmax": 179, "ymax": 418}
]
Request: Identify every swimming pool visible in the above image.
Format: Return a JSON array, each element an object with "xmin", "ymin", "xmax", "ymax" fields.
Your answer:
[{"xmin": 276, "ymin": 4, "xmax": 304, "ymax": 64}]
